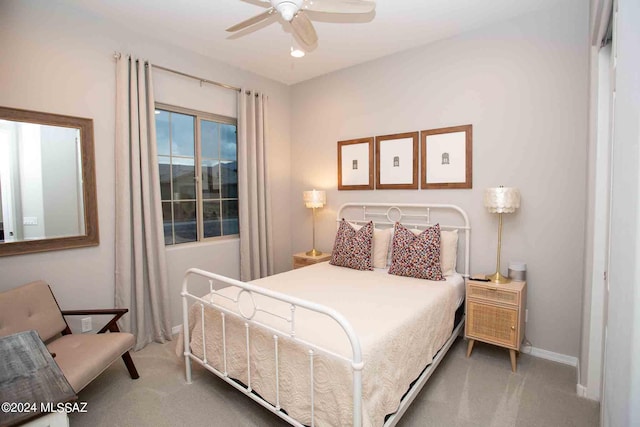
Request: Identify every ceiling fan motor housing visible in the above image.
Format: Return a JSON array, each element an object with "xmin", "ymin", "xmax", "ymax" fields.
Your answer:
[{"xmin": 271, "ymin": 0, "xmax": 303, "ymax": 21}]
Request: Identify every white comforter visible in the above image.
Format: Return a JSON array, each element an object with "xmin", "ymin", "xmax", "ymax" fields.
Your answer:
[{"xmin": 185, "ymin": 262, "xmax": 458, "ymax": 426}]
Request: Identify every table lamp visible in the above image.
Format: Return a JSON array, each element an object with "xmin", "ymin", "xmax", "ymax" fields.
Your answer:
[
  {"xmin": 303, "ymin": 190, "xmax": 326, "ymax": 256},
  {"xmin": 484, "ymin": 186, "xmax": 520, "ymax": 284}
]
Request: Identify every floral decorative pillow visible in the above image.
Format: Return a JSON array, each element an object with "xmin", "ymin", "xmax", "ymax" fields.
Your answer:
[
  {"xmin": 348, "ymin": 222, "xmax": 391, "ymax": 269},
  {"xmin": 407, "ymin": 228, "xmax": 458, "ymax": 276},
  {"xmin": 388, "ymin": 223, "xmax": 444, "ymax": 280},
  {"xmin": 330, "ymin": 220, "xmax": 374, "ymax": 271}
]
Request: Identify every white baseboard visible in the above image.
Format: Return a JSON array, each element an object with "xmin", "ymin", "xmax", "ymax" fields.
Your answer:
[
  {"xmin": 172, "ymin": 324, "xmax": 182, "ymax": 335},
  {"xmin": 528, "ymin": 346, "xmax": 579, "ymax": 367}
]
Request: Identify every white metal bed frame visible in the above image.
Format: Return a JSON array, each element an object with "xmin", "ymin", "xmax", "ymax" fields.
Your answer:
[{"xmin": 181, "ymin": 203, "xmax": 470, "ymax": 427}]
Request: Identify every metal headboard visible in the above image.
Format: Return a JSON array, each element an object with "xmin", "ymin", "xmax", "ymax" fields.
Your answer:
[{"xmin": 336, "ymin": 203, "xmax": 470, "ymax": 278}]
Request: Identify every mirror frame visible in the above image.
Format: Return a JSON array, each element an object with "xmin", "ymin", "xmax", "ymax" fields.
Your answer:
[{"xmin": 0, "ymin": 106, "xmax": 99, "ymax": 256}]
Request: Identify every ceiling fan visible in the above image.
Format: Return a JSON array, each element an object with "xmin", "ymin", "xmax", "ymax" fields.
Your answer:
[{"xmin": 226, "ymin": 0, "xmax": 376, "ymax": 47}]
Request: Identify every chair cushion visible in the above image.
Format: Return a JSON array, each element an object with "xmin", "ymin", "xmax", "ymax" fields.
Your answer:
[
  {"xmin": 0, "ymin": 281, "xmax": 67, "ymax": 341},
  {"xmin": 47, "ymin": 332, "xmax": 135, "ymax": 392}
]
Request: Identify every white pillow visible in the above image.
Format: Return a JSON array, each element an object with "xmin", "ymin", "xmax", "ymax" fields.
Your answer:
[
  {"xmin": 348, "ymin": 223, "xmax": 391, "ymax": 269},
  {"xmin": 405, "ymin": 227, "xmax": 458, "ymax": 276},
  {"xmin": 439, "ymin": 229, "xmax": 458, "ymax": 276}
]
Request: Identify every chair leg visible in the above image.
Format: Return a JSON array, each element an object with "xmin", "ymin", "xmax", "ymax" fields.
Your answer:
[{"xmin": 122, "ymin": 351, "xmax": 140, "ymax": 379}]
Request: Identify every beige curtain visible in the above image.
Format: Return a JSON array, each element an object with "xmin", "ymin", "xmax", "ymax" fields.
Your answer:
[
  {"xmin": 237, "ymin": 90, "xmax": 274, "ymax": 281},
  {"xmin": 115, "ymin": 55, "xmax": 172, "ymax": 350}
]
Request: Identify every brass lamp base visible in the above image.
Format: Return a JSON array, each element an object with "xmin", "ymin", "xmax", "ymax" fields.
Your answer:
[
  {"xmin": 306, "ymin": 248, "xmax": 323, "ymax": 256},
  {"xmin": 486, "ymin": 271, "xmax": 512, "ymax": 284}
]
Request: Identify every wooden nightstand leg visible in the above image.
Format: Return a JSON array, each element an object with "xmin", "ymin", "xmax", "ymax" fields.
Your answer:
[
  {"xmin": 466, "ymin": 339, "xmax": 475, "ymax": 358},
  {"xmin": 509, "ymin": 349, "xmax": 517, "ymax": 372}
]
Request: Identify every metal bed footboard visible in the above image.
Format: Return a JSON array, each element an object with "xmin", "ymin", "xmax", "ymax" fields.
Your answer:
[
  {"xmin": 182, "ymin": 203, "xmax": 470, "ymax": 427},
  {"xmin": 181, "ymin": 268, "xmax": 364, "ymax": 427}
]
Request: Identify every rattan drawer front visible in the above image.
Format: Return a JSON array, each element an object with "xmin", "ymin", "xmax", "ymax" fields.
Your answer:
[
  {"xmin": 467, "ymin": 300, "xmax": 518, "ymax": 348},
  {"xmin": 468, "ymin": 284, "xmax": 518, "ymax": 305}
]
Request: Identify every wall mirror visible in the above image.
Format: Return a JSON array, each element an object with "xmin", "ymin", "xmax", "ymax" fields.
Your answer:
[{"xmin": 0, "ymin": 106, "xmax": 99, "ymax": 256}]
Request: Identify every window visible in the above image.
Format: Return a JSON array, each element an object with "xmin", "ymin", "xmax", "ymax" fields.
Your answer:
[{"xmin": 155, "ymin": 104, "xmax": 238, "ymax": 245}]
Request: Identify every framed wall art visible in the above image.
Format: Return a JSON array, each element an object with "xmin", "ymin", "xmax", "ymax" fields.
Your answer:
[
  {"xmin": 337, "ymin": 137, "xmax": 374, "ymax": 190},
  {"xmin": 421, "ymin": 124, "xmax": 472, "ymax": 189},
  {"xmin": 375, "ymin": 131, "xmax": 419, "ymax": 190}
]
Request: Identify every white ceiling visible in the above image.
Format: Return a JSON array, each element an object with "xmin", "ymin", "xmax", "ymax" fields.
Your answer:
[{"xmin": 68, "ymin": 0, "xmax": 563, "ymax": 85}]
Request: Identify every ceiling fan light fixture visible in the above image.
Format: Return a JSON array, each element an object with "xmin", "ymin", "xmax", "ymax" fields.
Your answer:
[{"xmin": 290, "ymin": 46, "xmax": 305, "ymax": 57}]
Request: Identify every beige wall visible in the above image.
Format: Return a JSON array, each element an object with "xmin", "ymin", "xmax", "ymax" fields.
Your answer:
[
  {"xmin": 290, "ymin": 2, "xmax": 589, "ymax": 357},
  {"xmin": 0, "ymin": 0, "xmax": 292, "ymax": 329}
]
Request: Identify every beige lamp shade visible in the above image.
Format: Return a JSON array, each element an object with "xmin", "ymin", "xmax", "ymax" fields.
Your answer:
[
  {"xmin": 303, "ymin": 190, "xmax": 326, "ymax": 209},
  {"xmin": 484, "ymin": 187, "xmax": 520, "ymax": 213}
]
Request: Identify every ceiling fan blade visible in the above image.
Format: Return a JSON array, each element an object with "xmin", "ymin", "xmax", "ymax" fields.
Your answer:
[
  {"xmin": 226, "ymin": 8, "xmax": 276, "ymax": 32},
  {"xmin": 290, "ymin": 11, "xmax": 318, "ymax": 46},
  {"xmin": 303, "ymin": 0, "xmax": 375, "ymax": 14}
]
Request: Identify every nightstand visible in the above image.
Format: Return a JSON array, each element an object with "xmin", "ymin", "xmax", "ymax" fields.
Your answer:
[
  {"xmin": 465, "ymin": 279, "xmax": 527, "ymax": 372},
  {"xmin": 293, "ymin": 252, "xmax": 331, "ymax": 269}
]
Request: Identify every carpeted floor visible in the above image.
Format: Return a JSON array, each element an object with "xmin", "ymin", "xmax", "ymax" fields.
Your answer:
[{"xmin": 68, "ymin": 337, "xmax": 599, "ymax": 426}]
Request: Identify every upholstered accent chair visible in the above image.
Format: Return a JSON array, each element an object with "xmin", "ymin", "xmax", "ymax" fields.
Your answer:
[{"xmin": 0, "ymin": 280, "xmax": 139, "ymax": 392}]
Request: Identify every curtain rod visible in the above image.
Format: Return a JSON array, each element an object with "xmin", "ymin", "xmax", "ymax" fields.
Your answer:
[
  {"xmin": 113, "ymin": 52, "xmax": 243, "ymax": 93},
  {"xmin": 153, "ymin": 64, "xmax": 242, "ymax": 93}
]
